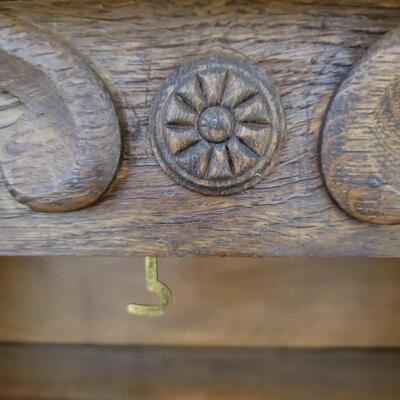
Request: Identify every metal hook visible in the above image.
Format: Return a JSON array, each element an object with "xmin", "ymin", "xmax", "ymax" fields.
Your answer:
[{"xmin": 127, "ymin": 256, "xmax": 172, "ymax": 316}]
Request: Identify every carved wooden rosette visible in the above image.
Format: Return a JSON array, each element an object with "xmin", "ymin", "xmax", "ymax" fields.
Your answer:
[
  {"xmin": 149, "ymin": 56, "xmax": 286, "ymax": 195},
  {"xmin": 321, "ymin": 28, "xmax": 400, "ymax": 224},
  {"xmin": 0, "ymin": 14, "xmax": 121, "ymax": 212}
]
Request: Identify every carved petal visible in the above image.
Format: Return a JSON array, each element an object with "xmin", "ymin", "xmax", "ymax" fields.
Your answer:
[
  {"xmin": 227, "ymin": 137, "xmax": 258, "ymax": 175},
  {"xmin": 175, "ymin": 77, "xmax": 205, "ymax": 112},
  {"xmin": 206, "ymin": 145, "xmax": 233, "ymax": 179},
  {"xmin": 222, "ymin": 74, "xmax": 258, "ymax": 109},
  {"xmin": 234, "ymin": 94, "xmax": 270, "ymax": 124},
  {"xmin": 165, "ymin": 126, "xmax": 201, "ymax": 155},
  {"xmin": 0, "ymin": 14, "xmax": 121, "ymax": 212},
  {"xmin": 165, "ymin": 94, "xmax": 197, "ymax": 126},
  {"xmin": 176, "ymin": 141, "xmax": 211, "ymax": 178},
  {"xmin": 197, "ymin": 71, "xmax": 227, "ymax": 105},
  {"xmin": 236, "ymin": 122, "xmax": 271, "ymax": 157}
]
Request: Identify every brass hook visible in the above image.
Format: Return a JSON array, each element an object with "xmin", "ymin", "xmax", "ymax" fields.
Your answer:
[{"xmin": 127, "ymin": 256, "xmax": 172, "ymax": 316}]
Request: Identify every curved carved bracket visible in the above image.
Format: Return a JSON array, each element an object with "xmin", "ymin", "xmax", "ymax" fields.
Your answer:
[
  {"xmin": 0, "ymin": 14, "xmax": 121, "ymax": 212},
  {"xmin": 321, "ymin": 27, "xmax": 400, "ymax": 224}
]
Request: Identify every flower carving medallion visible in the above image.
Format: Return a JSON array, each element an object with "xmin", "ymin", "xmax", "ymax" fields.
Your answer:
[{"xmin": 149, "ymin": 56, "xmax": 286, "ymax": 194}]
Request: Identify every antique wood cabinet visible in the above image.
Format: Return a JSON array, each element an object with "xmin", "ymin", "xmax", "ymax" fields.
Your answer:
[{"xmin": 1, "ymin": 1, "xmax": 400, "ymax": 399}]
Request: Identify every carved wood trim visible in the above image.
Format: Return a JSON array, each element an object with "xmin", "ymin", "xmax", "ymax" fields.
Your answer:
[
  {"xmin": 1, "ymin": 1, "xmax": 400, "ymax": 256},
  {"xmin": 149, "ymin": 56, "xmax": 286, "ymax": 195},
  {"xmin": 0, "ymin": 14, "xmax": 122, "ymax": 212},
  {"xmin": 321, "ymin": 27, "xmax": 400, "ymax": 224}
]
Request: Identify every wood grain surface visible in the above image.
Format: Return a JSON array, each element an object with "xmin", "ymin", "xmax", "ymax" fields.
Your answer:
[
  {"xmin": 1, "ymin": 256, "xmax": 400, "ymax": 348},
  {"xmin": 1, "ymin": 1, "xmax": 400, "ymax": 255},
  {"xmin": 0, "ymin": 13, "xmax": 122, "ymax": 212},
  {"xmin": 1, "ymin": 344, "xmax": 400, "ymax": 400},
  {"xmin": 322, "ymin": 26, "xmax": 400, "ymax": 224}
]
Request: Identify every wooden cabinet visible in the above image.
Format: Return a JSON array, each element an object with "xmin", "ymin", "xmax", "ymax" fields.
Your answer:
[{"xmin": 1, "ymin": 2, "xmax": 400, "ymax": 398}]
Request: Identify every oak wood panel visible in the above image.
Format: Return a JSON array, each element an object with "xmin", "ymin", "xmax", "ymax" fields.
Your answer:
[
  {"xmin": 1, "ymin": 256, "xmax": 400, "ymax": 347},
  {"xmin": 1, "ymin": 344, "xmax": 400, "ymax": 400},
  {"xmin": 1, "ymin": 1, "xmax": 400, "ymax": 255}
]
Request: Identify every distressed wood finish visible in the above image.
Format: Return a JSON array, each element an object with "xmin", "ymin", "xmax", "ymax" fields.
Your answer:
[
  {"xmin": 150, "ymin": 55, "xmax": 285, "ymax": 194},
  {"xmin": 1, "ymin": 1, "xmax": 400, "ymax": 255},
  {"xmin": 0, "ymin": 14, "xmax": 121, "ymax": 212},
  {"xmin": 321, "ymin": 27, "xmax": 400, "ymax": 224}
]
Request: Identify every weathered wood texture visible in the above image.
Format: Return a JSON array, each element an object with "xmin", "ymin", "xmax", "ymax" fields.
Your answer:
[
  {"xmin": 0, "ymin": 14, "xmax": 121, "ymax": 212},
  {"xmin": 1, "ymin": 344, "xmax": 400, "ymax": 400},
  {"xmin": 1, "ymin": 1, "xmax": 400, "ymax": 255},
  {"xmin": 322, "ymin": 27, "xmax": 400, "ymax": 224},
  {"xmin": 1, "ymin": 256, "xmax": 400, "ymax": 347}
]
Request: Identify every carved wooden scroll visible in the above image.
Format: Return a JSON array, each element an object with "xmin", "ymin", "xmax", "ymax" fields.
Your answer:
[
  {"xmin": 321, "ymin": 28, "xmax": 400, "ymax": 224},
  {"xmin": 0, "ymin": 14, "xmax": 121, "ymax": 212},
  {"xmin": 149, "ymin": 56, "xmax": 286, "ymax": 195}
]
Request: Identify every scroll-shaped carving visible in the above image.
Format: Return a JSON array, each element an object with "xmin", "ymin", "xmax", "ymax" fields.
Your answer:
[
  {"xmin": 0, "ymin": 14, "xmax": 121, "ymax": 212},
  {"xmin": 149, "ymin": 56, "xmax": 286, "ymax": 195},
  {"xmin": 321, "ymin": 28, "xmax": 400, "ymax": 224}
]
